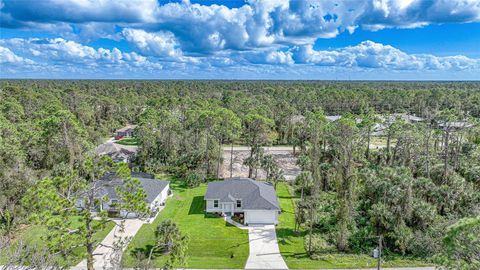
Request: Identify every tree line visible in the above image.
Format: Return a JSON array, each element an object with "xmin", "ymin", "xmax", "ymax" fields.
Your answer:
[{"xmin": 0, "ymin": 80, "xmax": 479, "ymax": 269}]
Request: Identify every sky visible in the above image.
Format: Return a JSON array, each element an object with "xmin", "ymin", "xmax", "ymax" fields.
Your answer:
[{"xmin": 1, "ymin": 0, "xmax": 480, "ymax": 80}]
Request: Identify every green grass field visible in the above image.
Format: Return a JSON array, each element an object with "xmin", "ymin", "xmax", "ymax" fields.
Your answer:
[
  {"xmin": 123, "ymin": 181, "xmax": 249, "ymax": 268},
  {"xmin": 0, "ymin": 216, "xmax": 114, "ymax": 266},
  {"xmin": 276, "ymin": 183, "xmax": 430, "ymax": 269},
  {"xmin": 115, "ymin": 137, "xmax": 140, "ymax": 146}
]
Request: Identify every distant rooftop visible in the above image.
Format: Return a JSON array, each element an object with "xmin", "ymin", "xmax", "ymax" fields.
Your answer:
[
  {"xmin": 116, "ymin": 124, "xmax": 137, "ymax": 132},
  {"xmin": 326, "ymin": 115, "xmax": 342, "ymax": 122},
  {"xmin": 205, "ymin": 177, "xmax": 280, "ymax": 210},
  {"xmin": 438, "ymin": 121, "xmax": 474, "ymax": 129}
]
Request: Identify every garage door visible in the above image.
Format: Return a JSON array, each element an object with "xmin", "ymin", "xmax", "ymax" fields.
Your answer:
[{"xmin": 246, "ymin": 210, "xmax": 276, "ymax": 224}]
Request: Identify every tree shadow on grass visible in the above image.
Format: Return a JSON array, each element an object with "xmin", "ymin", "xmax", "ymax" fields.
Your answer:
[
  {"xmin": 281, "ymin": 251, "xmax": 311, "ymax": 259},
  {"xmin": 281, "ymin": 208, "xmax": 295, "ymax": 215},
  {"xmin": 228, "ymin": 239, "xmax": 250, "ymax": 249},
  {"xmin": 130, "ymin": 244, "xmax": 163, "ymax": 260},
  {"xmin": 204, "ymin": 212, "xmax": 222, "ymax": 218},
  {"xmin": 277, "ymin": 227, "xmax": 306, "ymax": 237},
  {"xmin": 278, "ymin": 195, "xmax": 295, "ymax": 199},
  {"xmin": 169, "ymin": 180, "xmax": 188, "ymax": 193},
  {"xmin": 276, "ymin": 227, "xmax": 307, "ymax": 246},
  {"xmin": 188, "ymin": 196, "xmax": 205, "ymax": 215}
]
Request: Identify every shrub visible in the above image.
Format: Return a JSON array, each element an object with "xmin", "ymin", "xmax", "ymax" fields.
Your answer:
[
  {"xmin": 185, "ymin": 171, "xmax": 202, "ymax": 188},
  {"xmin": 304, "ymin": 233, "xmax": 335, "ymax": 258}
]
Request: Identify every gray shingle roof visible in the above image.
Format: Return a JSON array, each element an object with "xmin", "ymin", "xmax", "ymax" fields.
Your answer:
[
  {"xmin": 96, "ymin": 172, "xmax": 169, "ymax": 203},
  {"xmin": 438, "ymin": 121, "xmax": 473, "ymax": 129},
  {"xmin": 95, "ymin": 142, "xmax": 138, "ymax": 162},
  {"xmin": 326, "ymin": 115, "xmax": 341, "ymax": 122},
  {"xmin": 205, "ymin": 178, "xmax": 280, "ymax": 210},
  {"xmin": 116, "ymin": 125, "xmax": 137, "ymax": 133}
]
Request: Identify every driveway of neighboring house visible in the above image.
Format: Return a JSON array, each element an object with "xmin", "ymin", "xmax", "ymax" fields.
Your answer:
[
  {"xmin": 73, "ymin": 205, "xmax": 164, "ymax": 270},
  {"xmin": 73, "ymin": 218, "xmax": 145, "ymax": 269},
  {"xmin": 245, "ymin": 224, "xmax": 288, "ymax": 269}
]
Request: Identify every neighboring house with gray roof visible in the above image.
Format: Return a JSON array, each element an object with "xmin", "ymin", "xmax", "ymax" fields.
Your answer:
[
  {"xmin": 437, "ymin": 121, "xmax": 474, "ymax": 130},
  {"xmin": 326, "ymin": 115, "xmax": 342, "ymax": 122},
  {"xmin": 76, "ymin": 172, "xmax": 170, "ymax": 218},
  {"xmin": 115, "ymin": 124, "xmax": 137, "ymax": 138},
  {"xmin": 205, "ymin": 177, "xmax": 281, "ymax": 225},
  {"xmin": 95, "ymin": 142, "xmax": 138, "ymax": 163}
]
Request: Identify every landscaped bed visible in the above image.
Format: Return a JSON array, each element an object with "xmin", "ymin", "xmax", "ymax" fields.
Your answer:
[
  {"xmin": 0, "ymin": 216, "xmax": 115, "ymax": 266},
  {"xmin": 276, "ymin": 183, "xmax": 431, "ymax": 269},
  {"xmin": 123, "ymin": 181, "xmax": 249, "ymax": 268}
]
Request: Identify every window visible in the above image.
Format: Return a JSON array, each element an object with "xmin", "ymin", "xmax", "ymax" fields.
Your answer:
[
  {"xmin": 213, "ymin": 200, "xmax": 219, "ymax": 208},
  {"xmin": 236, "ymin": 200, "xmax": 242, "ymax": 208}
]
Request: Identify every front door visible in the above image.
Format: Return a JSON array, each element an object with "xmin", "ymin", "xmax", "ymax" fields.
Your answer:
[{"xmin": 223, "ymin": 203, "xmax": 233, "ymax": 215}]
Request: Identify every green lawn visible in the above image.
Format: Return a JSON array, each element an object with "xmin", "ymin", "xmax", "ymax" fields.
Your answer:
[
  {"xmin": 0, "ymin": 216, "xmax": 115, "ymax": 266},
  {"xmin": 276, "ymin": 183, "xmax": 430, "ymax": 269},
  {"xmin": 115, "ymin": 137, "xmax": 140, "ymax": 146},
  {"xmin": 123, "ymin": 181, "xmax": 249, "ymax": 268}
]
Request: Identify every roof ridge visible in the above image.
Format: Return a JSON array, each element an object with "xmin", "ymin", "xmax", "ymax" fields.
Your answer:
[{"xmin": 243, "ymin": 179, "xmax": 280, "ymax": 210}]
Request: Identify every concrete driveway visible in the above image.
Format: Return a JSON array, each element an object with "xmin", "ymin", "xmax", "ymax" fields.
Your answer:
[
  {"xmin": 74, "ymin": 218, "xmax": 145, "ymax": 270},
  {"xmin": 245, "ymin": 224, "xmax": 288, "ymax": 269}
]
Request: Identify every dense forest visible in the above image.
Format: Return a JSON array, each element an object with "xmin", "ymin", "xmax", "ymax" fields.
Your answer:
[{"xmin": 0, "ymin": 80, "xmax": 479, "ymax": 269}]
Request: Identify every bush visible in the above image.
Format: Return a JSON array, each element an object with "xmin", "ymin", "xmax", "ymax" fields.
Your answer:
[
  {"xmin": 304, "ymin": 233, "xmax": 335, "ymax": 257},
  {"xmin": 434, "ymin": 217, "xmax": 480, "ymax": 270},
  {"xmin": 348, "ymin": 226, "xmax": 376, "ymax": 253},
  {"xmin": 185, "ymin": 171, "xmax": 202, "ymax": 188},
  {"xmin": 406, "ymin": 226, "xmax": 443, "ymax": 258}
]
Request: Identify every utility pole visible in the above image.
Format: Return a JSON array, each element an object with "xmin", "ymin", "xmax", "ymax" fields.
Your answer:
[
  {"xmin": 230, "ymin": 142, "xmax": 234, "ymax": 178},
  {"xmin": 308, "ymin": 205, "xmax": 314, "ymax": 254},
  {"xmin": 377, "ymin": 235, "xmax": 382, "ymax": 270}
]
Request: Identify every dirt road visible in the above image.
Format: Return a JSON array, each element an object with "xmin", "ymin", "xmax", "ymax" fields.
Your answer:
[{"xmin": 220, "ymin": 146, "xmax": 300, "ymax": 181}]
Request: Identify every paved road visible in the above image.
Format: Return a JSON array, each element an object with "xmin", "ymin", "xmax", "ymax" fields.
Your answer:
[
  {"xmin": 73, "ymin": 218, "xmax": 145, "ymax": 270},
  {"xmin": 223, "ymin": 145, "xmax": 386, "ymax": 151},
  {"xmin": 245, "ymin": 224, "xmax": 289, "ymax": 269}
]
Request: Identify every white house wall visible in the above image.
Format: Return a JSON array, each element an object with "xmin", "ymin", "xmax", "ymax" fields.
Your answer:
[
  {"xmin": 206, "ymin": 199, "xmax": 244, "ymax": 212},
  {"xmin": 149, "ymin": 183, "xmax": 170, "ymax": 212},
  {"xmin": 206, "ymin": 199, "xmax": 220, "ymax": 212}
]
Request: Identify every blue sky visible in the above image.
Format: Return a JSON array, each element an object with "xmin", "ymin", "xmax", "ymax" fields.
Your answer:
[{"xmin": 1, "ymin": 0, "xmax": 480, "ymax": 80}]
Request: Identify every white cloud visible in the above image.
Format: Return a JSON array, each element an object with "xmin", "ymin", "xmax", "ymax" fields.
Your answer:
[
  {"xmin": 0, "ymin": 45, "xmax": 34, "ymax": 64},
  {"xmin": 247, "ymin": 49, "xmax": 294, "ymax": 65},
  {"xmin": 2, "ymin": 0, "xmax": 480, "ymax": 60},
  {"xmin": 1, "ymin": 0, "xmax": 159, "ymax": 23},
  {"xmin": 359, "ymin": 0, "xmax": 480, "ymax": 30},
  {"xmin": 0, "ymin": 38, "xmax": 162, "ymax": 75},
  {"xmin": 292, "ymin": 41, "xmax": 480, "ymax": 70},
  {"xmin": 122, "ymin": 28, "xmax": 182, "ymax": 58},
  {"xmin": 265, "ymin": 50, "xmax": 294, "ymax": 65}
]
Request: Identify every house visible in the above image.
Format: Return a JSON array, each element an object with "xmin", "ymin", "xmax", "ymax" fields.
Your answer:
[
  {"xmin": 115, "ymin": 124, "xmax": 137, "ymax": 139},
  {"xmin": 400, "ymin": 114, "xmax": 424, "ymax": 123},
  {"xmin": 77, "ymin": 172, "xmax": 170, "ymax": 218},
  {"xmin": 95, "ymin": 142, "xmax": 138, "ymax": 163},
  {"xmin": 325, "ymin": 115, "xmax": 342, "ymax": 122},
  {"xmin": 372, "ymin": 114, "xmax": 425, "ymax": 136},
  {"xmin": 437, "ymin": 121, "xmax": 474, "ymax": 131},
  {"xmin": 205, "ymin": 177, "xmax": 281, "ymax": 225},
  {"xmin": 370, "ymin": 123, "xmax": 387, "ymax": 136}
]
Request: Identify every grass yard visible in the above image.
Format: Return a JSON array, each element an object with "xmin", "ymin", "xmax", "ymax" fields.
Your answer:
[
  {"xmin": 123, "ymin": 181, "xmax": 249, "ymax": 268},
  {"xmin": 115, "ymin": 137, "xmax": 140, "ymax": 146},
  {"xmin": 276, "ymin": 183, "xmax": 430, "ymax": 269},
  {"xmin": 0, "ymin": 216, "xmax": 115, "ymax": 266}
]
